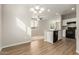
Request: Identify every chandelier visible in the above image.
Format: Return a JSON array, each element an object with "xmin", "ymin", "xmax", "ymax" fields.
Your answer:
[{"xmin": 30, "ymin": 5, "xmax": 50, "ymax": 21}]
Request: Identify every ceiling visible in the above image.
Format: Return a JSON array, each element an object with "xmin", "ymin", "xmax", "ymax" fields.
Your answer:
[
  {"xmin": 4, "ymin": 4, "xmax": 75, "ymax": 18},
  {"xmin": 28, "ymin": 4, "xmax": 76, "ymax": 13},
  {"xmin": 26, "ymin": 4, "xmax": 76, "ymax": 18}
]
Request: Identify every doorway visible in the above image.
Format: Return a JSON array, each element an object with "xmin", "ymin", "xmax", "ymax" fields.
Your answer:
[{"xmin": 31, "ymin": 20, "xmax": 44, "ymax": 41}]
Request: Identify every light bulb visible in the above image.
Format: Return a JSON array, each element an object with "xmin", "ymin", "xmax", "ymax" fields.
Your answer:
[
  {"xmin": 37, "ymin": 18, "xmax": 40, "ymax": 21},
  {"xmin": 72, "ymin": 8, "xmax": 75, "ymax": 10},
  {"xmin": 35, "ymin": 6, "xmax": 40, "ymax": 10},
  {"xmin": 47, "ymin": 9, "xmax": 50, "ymax": 12},
  {"xmin": 39, "ymin": 11, "xmax": 42, "ymax": 13},
  {"xmin": 40, "ymin": 8, "xmax": 45, "ymax": 11},
  {"xmin": 34, "ymin": 11, "xmax": 37, "ymax": 14}
]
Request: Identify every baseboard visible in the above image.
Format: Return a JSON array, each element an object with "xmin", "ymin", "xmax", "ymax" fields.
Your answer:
[
  {"xmin": 76, "ymin": 50, "xmax": 79, "ymax": 54},
  {"xmin": 2, "ymin": 40, "xmax": 31, "ymax": 49}
]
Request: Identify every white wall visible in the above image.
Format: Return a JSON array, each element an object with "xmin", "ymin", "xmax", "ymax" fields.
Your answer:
[
  {"xmin": 32, "ymin": 20, "xmax": 47, "ymax": 36},
  {"xmin": 38, "ymin": 20, "xmax": 48, "ymax": 36},
  {"xmin": 0, "ymin": 5, "xmax": 2, "ymax": 50},
  {"xmin": 76, "ymin": 5, "xmax": 79, "ymax": 53},
  {"xmin": 2, "ymin": 5, "xmax": 31, "ymax": 48}
]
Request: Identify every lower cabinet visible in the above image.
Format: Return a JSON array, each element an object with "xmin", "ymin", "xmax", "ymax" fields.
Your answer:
[
  {"xmin": 44, "ymin": 31, "xmax": 58, "ymax": 44},
  {"xmin": 53, "ymin": 31, "xmax": 58, "ymax": 43}
]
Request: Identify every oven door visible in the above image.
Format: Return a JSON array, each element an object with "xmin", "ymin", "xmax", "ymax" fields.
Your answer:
[{"xmin": 66, "ymin": 30, "xmax": 75, "ymax": 39}]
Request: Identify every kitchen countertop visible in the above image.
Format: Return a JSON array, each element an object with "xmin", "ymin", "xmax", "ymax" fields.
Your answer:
[{"xmin": 48, "ymin": 29, "xmax": 61, "ymax": 31}]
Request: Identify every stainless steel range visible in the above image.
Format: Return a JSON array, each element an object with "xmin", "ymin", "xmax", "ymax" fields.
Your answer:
[
  {"xmin": 66, "ymin": 22, "xmax": 76, "ymax": 39},
  {"xmin": 66, "ymin": 27, "xmax": 76, "ymax": 39}
]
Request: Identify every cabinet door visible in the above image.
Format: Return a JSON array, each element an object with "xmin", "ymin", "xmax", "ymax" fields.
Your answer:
[
  {"xmin": 63, "ymin": 30, "xmax": 66, "ymax": 37},
  {"xmin": 46, "ymin": 32, "xmax": 53, "ymax": 44},
  {"xmin": 53, "ymin": 31, "xmax": 58, "ymax": 43}
]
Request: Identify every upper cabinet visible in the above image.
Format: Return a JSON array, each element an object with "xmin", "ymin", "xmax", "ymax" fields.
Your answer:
[
  {"xmin": 62, "ymin": 18, "xmax": 76, "ymax": 26},
  {"xmin": 61, "ymin": 11, "xmax": 76, "ymax": 27}
]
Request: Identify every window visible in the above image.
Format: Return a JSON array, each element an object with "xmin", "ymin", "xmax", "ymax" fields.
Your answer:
[{"xmin": 31, "ymin": 20, "xmax": 38, "ymax": 29}]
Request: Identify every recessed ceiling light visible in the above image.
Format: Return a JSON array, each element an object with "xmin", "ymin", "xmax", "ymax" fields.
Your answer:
[
  {"xmin": 30, "ymin": 8, "xmax": 35, "ymax": 11},
  {"xmin": 35, "ymin": 6, "xmax": 40, "ymax": 10},
  {"xmin": 72, "ymin": 8, "xmax": 75, "ymax": 10},
  {"xmin": 40, "ymin": 8, "xmax": 45, "ymax": 11},
  {"xmin": 47, "ymin": 9, "xmax": 50, "ymax": 12}
]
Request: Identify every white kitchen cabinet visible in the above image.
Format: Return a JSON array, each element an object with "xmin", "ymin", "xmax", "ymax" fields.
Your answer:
[
  {"xmin": 44, "ymin": 31, "xmax": 53, "ymax": 44},
  {"xmin": 62, "ymin": 30, "xmax": 66, "ymax": 37},
  {"xmin": 62, "ymin": 18, "xmax": 76, "ymax": 26},
  {"xmin": 44, "ymin": 30, "xmax": 62, "ymax": 44},
  {"xmin": 58, "ymin": 30, "xmax": 62, "ymax": 40}
]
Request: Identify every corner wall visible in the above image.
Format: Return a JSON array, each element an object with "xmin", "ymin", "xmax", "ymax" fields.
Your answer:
[{"xmin": 2, "ymin": 5, "xmax": 31, "ymax": 48}]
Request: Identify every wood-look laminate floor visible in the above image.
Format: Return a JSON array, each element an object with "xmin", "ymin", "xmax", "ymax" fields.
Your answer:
[{"xmin": 0, "ymin": 38, "xmax": 77, "ymax": 55}]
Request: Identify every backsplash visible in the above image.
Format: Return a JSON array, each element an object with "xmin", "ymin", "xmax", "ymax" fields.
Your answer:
[{"xmin": 49, "ymin": 20, "xmax": 61, "ymax": 30}]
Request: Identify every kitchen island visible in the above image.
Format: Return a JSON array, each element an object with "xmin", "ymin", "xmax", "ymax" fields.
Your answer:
[{"xmin": 44, "ymin": 30, "xmax": 62, "ymax": 44}]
